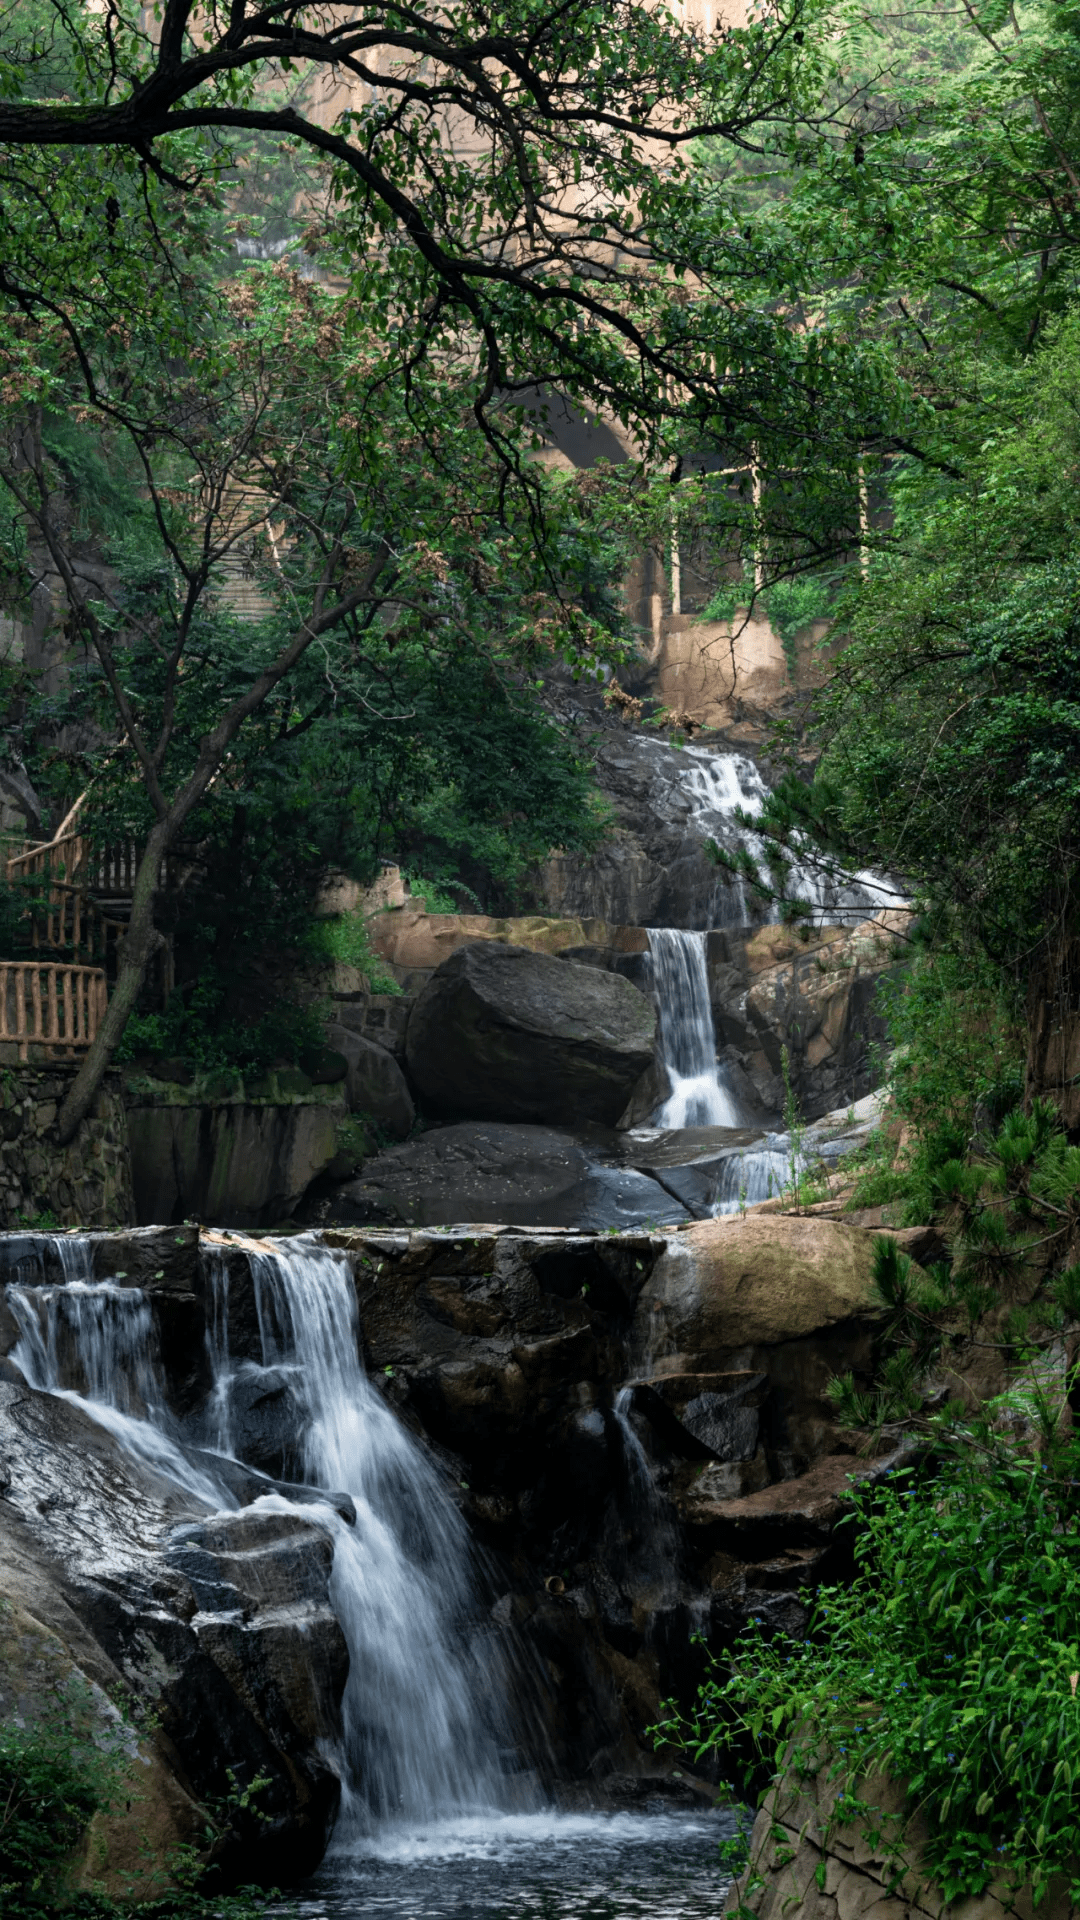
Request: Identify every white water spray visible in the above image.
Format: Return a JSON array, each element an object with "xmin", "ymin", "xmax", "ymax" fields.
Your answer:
[
  {"xmin": 6, "ymin": 1270, "xmax": 230, "ymax": 1508},
  {"xmin": 647, "ymin": 929, "xmax": 743, "ymax": 1128}
]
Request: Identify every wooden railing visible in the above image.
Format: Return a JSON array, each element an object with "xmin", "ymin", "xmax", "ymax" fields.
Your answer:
[
  {"xmin": 7, "ymin": 831, "xmax": 91, "ymax": 891},
  {"xmin": 0, "ymin": 962, "xmax": 107, "ymax": 1059},
  {"xmin": 20, "ymin": 886, "xmax": 124, "ymax": 965},
  {"xmin": 6, "ymin": 835, "xmax": 186, "ymax": 902}
]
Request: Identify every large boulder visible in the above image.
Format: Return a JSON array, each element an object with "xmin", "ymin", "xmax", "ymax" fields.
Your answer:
[
  {"xmin": 324, "ymin": 1022, "xmax": 415, "ymax": 1138},
  {"xmin": 306, "ymin": 1120, "xmax": 690, "ymax": 1229},
  {"xmin": 405, "ymin": 942, "xmax": 657, "ymax": 1127}
]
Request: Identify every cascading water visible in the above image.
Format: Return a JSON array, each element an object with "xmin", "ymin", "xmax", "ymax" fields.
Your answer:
[
  {"xmin": 611, "ymin": 1387, "xmax": 676, "ymax": 1591},
  {"xmin": 6, "ymin": 1233, "xmax": 513, "ymax": 1841},
  {"xmin": 709, "ymin": 1138, "xmax": 802, "ymax": 1213},
  {"xmin": 647, "ymin": 928, "xmax": 743, "ymax": 1128},
  {"xmin": 205, "ymin": 1238, "xmax": 509, "ymax": 1833},
  {"xmin": 672, "ymin": 741, "xmax": 898, "ymax": 929},
  {"xmin": 6, "ymin": 1266, "xmax": 229, "ymax": 1507},
  {"xmin": 2, "ymin": 1233, "xmax": 742, "ymax": 1902}
]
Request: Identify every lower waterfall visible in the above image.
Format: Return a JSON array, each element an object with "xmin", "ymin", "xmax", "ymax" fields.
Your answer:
[
  {"xmin": 7, "ymin": 1234, "xmax": 511, "ymax": 1838},
  {"xmin": 206, "ymin": 1238, "xmax": 508, "ymax": 1832},
  {"xmin": 647, "ymin": 928, "xmax": 744, "ymax": 1128}
]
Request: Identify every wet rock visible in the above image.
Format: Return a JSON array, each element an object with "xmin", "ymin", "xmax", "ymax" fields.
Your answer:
[
  {"xmin": 539, "ymin": 734, "xmax": 760, "ymax": 929},
  {"xmin": 405, "ymin": 943, "xmax": 657, "ymax": 1128},
  {"xmin": 323, "ymin": 1023, "xmax": 415, "ymax": 1138},
  {"xmin": 312, "ymin": 1121, "xmax": 689, "ymax": 1229},
  {"xmin": 0, "ymin": 1379, "xmax": 348, "ymax": 1888}
]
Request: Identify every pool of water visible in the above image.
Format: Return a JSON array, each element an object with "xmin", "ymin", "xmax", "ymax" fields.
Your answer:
[{"xmin": 291, "ymin": 1809, "xmax": 741, "ymax": 1920}]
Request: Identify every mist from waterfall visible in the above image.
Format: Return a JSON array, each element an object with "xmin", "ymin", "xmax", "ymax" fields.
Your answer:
[{"xmin": 647, "ymin": 928, "xmax": 743, "ymax": 1128}]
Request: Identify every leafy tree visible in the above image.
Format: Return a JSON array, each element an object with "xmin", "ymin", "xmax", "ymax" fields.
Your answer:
[{"xmin": 0, "ymin": 252, "xmax": 630, "ymax": 1131}]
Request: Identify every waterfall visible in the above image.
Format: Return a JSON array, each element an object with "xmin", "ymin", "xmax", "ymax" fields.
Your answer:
[
  {"xmin": 7, "ymin": 1277, "xmax": 230, "ymax": 1507},
  {"xmin": 708, "ymin": 1138, "xmax": 799, "ymax": 1213},
  {"xmin": 677, "ymin": 742, "xmax": 898, "ymax": 928},
  {"xmin": 0, "ymin": 1230, "xmax": 95, "ymax": 1287},
  {"xmin": 208, "ymin": 1238, "xmax": 508, "ymax": 1832},
  {"xmin": 647, "ymin": 929, "xmax": 743, "ymax": 1128},
  {"xmin": 6, "ymin": 1235, "xmax": 511, "ymax": 1838},
  {"xmin": 611, "ymin": 1388, "xmax": 676, "ymax": 1590}
]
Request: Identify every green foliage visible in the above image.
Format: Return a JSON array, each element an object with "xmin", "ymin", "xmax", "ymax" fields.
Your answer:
[
  {"xmin": 114, "ymin": 981, "xmax": 326, "ymax": 1076},
  {"xmin": 307, "ymin": 913, "xmax": 401, "ymax": 996},
  {"xmin": 405, "ymin": 874, "xmax": 466, "ymax": 915},
  {"xmin": 0, "ymin": 1680, "xmax": 281, "ymax": 1918},
  {"xmin": 831, "ymin": 1100, "xmax": 1080, "ymax": 1440},
  {"xmin": 654, "ymin": 1423, "xmax": 1080, "ymax": 1908},
  {"xmin": 0, "ymin": 1682, "xmax": 117, "ymax": 1909},
  {"xmin": 847, "ymin": 947, "xmax": 1024, "ymax": 1223},
  {"xmin": 779, "ymin": 1044, "xmax": 829, "ymax": 1208}
]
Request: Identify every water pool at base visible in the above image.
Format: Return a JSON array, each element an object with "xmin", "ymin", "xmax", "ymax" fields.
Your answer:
[{"xmin": 292, "ymin": 1809, "xmax": 741, "ymax": 1920}]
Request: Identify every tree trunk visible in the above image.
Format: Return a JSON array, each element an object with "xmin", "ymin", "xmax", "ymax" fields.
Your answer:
[
  {"xmin": 55, "ymin": 822, "xmax": 169, "ymax": 1142},
  {"xmin": 1025, "ymin": 922, "xmax": 1080, "ymax": 1133}
]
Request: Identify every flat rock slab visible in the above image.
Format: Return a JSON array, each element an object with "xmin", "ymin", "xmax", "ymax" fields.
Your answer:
[
  {"xmin": 637, "ymin": 1212, "xmax": 888, "ymax": 1358},
  {"xmin": 310, "ymin": 1121, "xmax": 691, "ymax": 1230}
]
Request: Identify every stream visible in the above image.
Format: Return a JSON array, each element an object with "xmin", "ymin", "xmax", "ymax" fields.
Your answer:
[
  {"xmin": 5, "ymin": 1228, "xmax": 746, "ymax": 1909},
  {"xmin": 296, "ymin": 1809, "xmax": 739, "ymax": 1920},
  {"xmin": 0, "ymin": 738, "xmax": 893, "ymax": 1904}
]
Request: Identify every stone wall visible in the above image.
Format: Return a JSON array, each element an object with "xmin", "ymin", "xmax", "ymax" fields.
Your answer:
[
  {"xmin": 727, "ymin": 1769, "xmax": 1064, "ymax": 1920},
  {"xmin": 124, "ymin": 1078, "xmax": 346, "ymax": 1228},
  {"xmin": 0, "ymin": 1065, "xmax": 132, "ymax": 1228}
]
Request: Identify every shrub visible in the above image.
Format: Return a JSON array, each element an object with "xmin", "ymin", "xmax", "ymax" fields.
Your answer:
[
  {"xmin": 654, "ymin": 1416, "xmax": 1080, "ymax": 1908},
  {"xmin": 847, "ymin": 946, "xmax": 1024, "ymax": 1223}
]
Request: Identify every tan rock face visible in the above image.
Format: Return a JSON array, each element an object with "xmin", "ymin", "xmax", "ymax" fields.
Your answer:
[
  {"xmin": 638, "ymin": 1213, "xmax": 881, "ymax": 1359},
  {"xmin": 728, "ymin": 1767, "xmax": 1068, "ymax": 1920},
  {"xmin": 733, "ymin": 914, "xmax": 909, "ymax": 1117},
  {"xmin": 369, "ymin": 909, "xmax": 646, "ymax": 975},
  {"xmin": 632, "ymin": 1213, "xmax": 885, "ymax": 1477}
]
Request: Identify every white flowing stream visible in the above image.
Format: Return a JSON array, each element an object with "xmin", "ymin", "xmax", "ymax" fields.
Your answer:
[
  {"xmin": 646, "ymin": 928, "xmax": 742, "ymax": 1128},
  {"xmin": 6, "ymin": 1234, "xmax": 511, "ymax": 1842}
]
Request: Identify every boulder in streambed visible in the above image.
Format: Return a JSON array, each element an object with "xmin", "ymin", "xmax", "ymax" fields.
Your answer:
[
  {"xmin": 405, "ymin": 941, "xmax": 657, "ymax": 1127},
  {"xmin": 305, "ymin": 1120, "xmax": 690, "ymax": 1229},
  {"xmin": 324, "ymin": 1021, "xmax": 415, "ymax": 1138}
]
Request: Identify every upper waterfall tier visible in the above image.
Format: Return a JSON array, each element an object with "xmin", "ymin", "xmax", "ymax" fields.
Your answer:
[
  {"xmin": 541, "ymin": 731, "xmax": 899, "ymax": 931},
  {"xmin": 647, "ymin": 929, "xmax": 745, "ymax": 1129}
]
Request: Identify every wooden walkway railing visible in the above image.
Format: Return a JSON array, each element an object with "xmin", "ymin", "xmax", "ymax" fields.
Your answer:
[
  {"xmin": 6, "ymin": 834, "xmax": 185, "ymax": 903},
  {"xmin": 0, "ymin": 962, "xmax": 107, "ymax": 1059}
]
